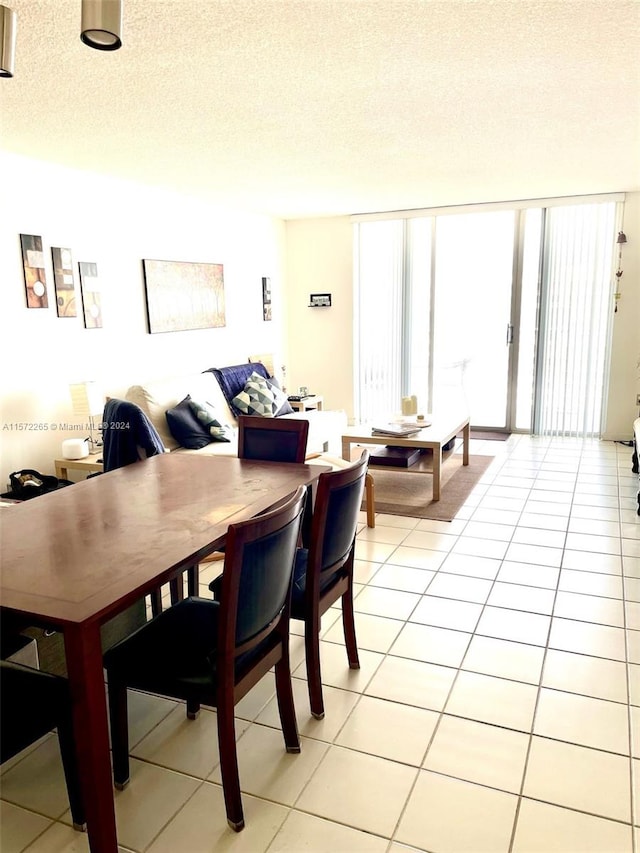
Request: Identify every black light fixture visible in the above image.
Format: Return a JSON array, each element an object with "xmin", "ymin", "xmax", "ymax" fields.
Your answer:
[
  {"xmin": 614, "ymin": 231, "xmax": 627, "ymax": 312},
  {"xmin": 81, "ymin": 0, "xmax": 122, "ymax": 51},
  {"xmin": 0, "ymin": 4, "xmax": 16, "ymax": 77}
]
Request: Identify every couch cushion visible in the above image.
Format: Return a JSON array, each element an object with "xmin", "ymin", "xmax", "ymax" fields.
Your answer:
[
  {"xmin": 165, "ymin": 396, "xmax": 212, "ymax": 450},
  {"xmin": 231, "ymin": 371, "xmax": 293, "ymax": 417}
]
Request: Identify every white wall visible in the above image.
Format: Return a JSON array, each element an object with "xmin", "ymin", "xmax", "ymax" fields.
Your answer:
[
  {"xmin": 0, "ymin": 153, "xmax": 287, "ymax": 484},
  {"xmin": 285, "ymin": 197, "xmax": 640, "ymax": 440}
]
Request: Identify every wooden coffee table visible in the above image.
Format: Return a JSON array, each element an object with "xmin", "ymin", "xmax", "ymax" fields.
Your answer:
[{"xmin": 342, "ymin": 413, "xmax": 470, "ymax": 501}]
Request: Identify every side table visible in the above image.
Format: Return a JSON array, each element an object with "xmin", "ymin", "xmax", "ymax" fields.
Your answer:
[
  {"xmin": 54, "ymin": 454, "xmax": 104, "ymax": 480},
  {"xmin": 288, "ymin": 395, "xmax": 323, "ymax": 412}
]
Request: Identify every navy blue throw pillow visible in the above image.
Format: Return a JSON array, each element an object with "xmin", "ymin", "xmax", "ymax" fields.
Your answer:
[{"xmin": 165, "ymin": 395, "xmax": 212, "ymax": 449}]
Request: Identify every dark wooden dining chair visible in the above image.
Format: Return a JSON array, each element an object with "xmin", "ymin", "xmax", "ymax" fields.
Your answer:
[
  {"xmin": 103, "ymin": 485, "xmax": 307, "ymax": 832},
  {"xmin": 0, "ymin": 660, "xmax": 86, "ymax": 831},
  {"xmin": 237, "ymin": 414, "xmax": 309, "ymax": 463},
  {"xmin": 290, "ymin": 450, "xmax": 369, "ymax": 719},
  {"xmin": 202, "ymin": 414, "xmax": 311, "ymax": 568}
]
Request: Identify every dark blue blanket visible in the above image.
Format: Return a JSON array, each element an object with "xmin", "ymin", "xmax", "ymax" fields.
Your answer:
[{"xmin": 102, "ymin": 399, "xmax": 165, "ymax": 472}]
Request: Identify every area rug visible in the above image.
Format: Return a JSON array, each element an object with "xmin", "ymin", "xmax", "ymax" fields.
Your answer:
[
  {"xmin": 467, "ymin": 430, "xmax": 511, "ymax": 441},
  {"xmin": 365, "ymin": 454, "xmax": 494, "ymax": 521}
]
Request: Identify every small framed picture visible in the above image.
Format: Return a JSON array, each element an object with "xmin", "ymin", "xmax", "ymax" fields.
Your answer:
[
  {"xmin": 309, "ymin": 292, "xmax": 331, "ymax": 307},
  {"xmin": 78, "ymin": 261, "xmax": 103, "ymax": 328},
  {"xmin": 262, "ymin": 276, "xmax": 272, "ymax": 321},
  {"xmin": 20, "ymin": 234, "xmax": 49, "ymax": 308}
]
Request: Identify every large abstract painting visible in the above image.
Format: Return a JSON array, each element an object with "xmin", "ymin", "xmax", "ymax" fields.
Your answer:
[{"xmin": 142, "ymin": 259, "xmax": 226, "ymax": 334}]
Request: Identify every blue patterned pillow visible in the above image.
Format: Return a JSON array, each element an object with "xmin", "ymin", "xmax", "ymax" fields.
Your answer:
[
  {"xmin": 232, "ymin": 371, "xmax": 289, "ymax": 417},
  {"xmin": 189, "ymin": 399, "xmax": 234, "ymax": 442}
]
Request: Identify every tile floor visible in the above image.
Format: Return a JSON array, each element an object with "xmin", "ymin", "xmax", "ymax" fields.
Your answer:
[{"xmin": 1, "ymin": 434, "xmax": 639, "ymax": 853}]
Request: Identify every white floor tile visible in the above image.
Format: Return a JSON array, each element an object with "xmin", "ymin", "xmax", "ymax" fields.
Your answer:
[
  {"xmin": 365, "ymin": 656, "xmax": 457, "ymax": 711},
  {"xmin": 534, "ymin": 688, "xmax": 630, "ymax": 754},
  {"xmin": 335, "ymin": 695, "xmax": 439, "ymax": 765},
  {"xmin": 390, "ymin": 621, "xmax": 472, "ymax": 667},
  {"xmin": 523, "ymin": 737, "xmax": 631, "ymax": 822},
  {"xmin": 396, "ymin": 770, "xmax": 518, "ymax": 853},
  {"xmin": 512, "ymin": 798, "xmax": 633, "ymax": 853},
  {"xmin": 423, "ymin": 715, "xmax": 529, "ymax": 792},
  {"xmin": 444, "ymin": 670, "xmax": 538, "ymax": 731},
  {"xmin": 295, "ymin": 746, "xmax": 417, "ymax": 837},
  {"xmin": 541, "ymin": 649, "xmax": 629, "ymax": 703}
]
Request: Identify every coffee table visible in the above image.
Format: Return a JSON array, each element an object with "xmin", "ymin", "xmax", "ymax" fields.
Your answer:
[{"xmin": 342, "ymin": 413, "xmax": 470, "ymax": 501}]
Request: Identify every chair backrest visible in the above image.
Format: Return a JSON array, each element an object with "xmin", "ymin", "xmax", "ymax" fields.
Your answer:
[
  {"xmin": 218, "ymin": 485, "xmax": 307, "ymax": 662},
  {"xmin": 102, "ymin": 398, "xmax": 165, "ymax": 472},
  {"xmin": 307, "ymin": 450, "xmax": 369, "ymax": 597},
  {"xmin": 237, "ymin": 415, "xmax": 309, "ymax": 463}
]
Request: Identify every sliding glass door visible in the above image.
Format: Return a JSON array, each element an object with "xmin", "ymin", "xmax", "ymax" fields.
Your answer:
[
  {"xmin": 433, "ymin": 211, "xmax": 516, "ymax": 428},
  {"xmin": 354, "ymin": 196, "xmax": 621, "ymax": 437}
]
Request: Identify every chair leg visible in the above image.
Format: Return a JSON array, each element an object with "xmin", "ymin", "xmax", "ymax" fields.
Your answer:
[
  {"xmin": 365, "ymin": 473, "xmax": 375, "ymax": 528},
  {"xmin": 187, "ymin": 564, "xmax": 199, "ymax": 597},
  {"xmin": 304, "ymin": 618, "xmax": 325, "ymax": 720},
  {"xmin": 274, "ymin": 645, "xmax": 300, "ymax": 753},
  {"xmin": 56, "ymin": 712, "xmax": 87, "ymax": 831},
  {"xmin": 169, "ymin": 577, "xmax": 183, "ymax": 605},
  {"xmin": 149, "ymin": 588, "xmax": 162, "ymax": 617},
  {"xmin": 342, "ymin": 586, "xmax": 360, "ymax": 670},
  {"xmin": 216, "ymin": 692, "xmax": 244, "ymax": 831},
  {"xmin": 186, "ymin": 697, "xmax": 200, "ymax": 719},
  {"xmin": 106, "ymin": 676, "xmax": 131, "ymax": 790}
]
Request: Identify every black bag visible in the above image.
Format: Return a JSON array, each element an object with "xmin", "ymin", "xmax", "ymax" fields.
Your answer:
[{"xmin": 8, "ymin": 469, "xmax": 71, "ymax": 500}]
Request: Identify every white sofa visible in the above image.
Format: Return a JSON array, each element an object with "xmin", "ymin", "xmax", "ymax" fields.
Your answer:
[{"xmin": 124, "ymin": 369, "xmax": 347, "ymax": 458}]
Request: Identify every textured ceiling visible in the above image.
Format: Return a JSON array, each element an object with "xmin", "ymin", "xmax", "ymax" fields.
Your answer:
[{"xmin": 1, "ymin": 0, "xmax": 639, "ymax": 219}]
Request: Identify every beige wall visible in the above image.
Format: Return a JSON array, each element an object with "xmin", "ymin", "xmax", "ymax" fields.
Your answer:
[
  {"xmin": 604, "ymin": 192, "xmax": 640, "ymax": 439},
  {"xmin": 285, "ymin": 197, "xmax": 640, "ymax": 440},
  {"xmin": 0, "ymin": 153, "xmax": 288, "ymax": 483},
  {"xmin": 284, "ymin": 217, "xmax": 354, "ymax": 416}
]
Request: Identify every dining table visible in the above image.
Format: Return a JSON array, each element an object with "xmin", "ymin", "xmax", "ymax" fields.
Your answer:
[{"xmin": 0, "ymin": 452, "xmax": 330, "ymax": 853}]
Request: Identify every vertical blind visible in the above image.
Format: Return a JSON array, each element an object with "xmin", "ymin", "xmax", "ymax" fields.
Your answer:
[{"xmin": 534, "ymin": 202, "xmax": 617, "ymax": 437}]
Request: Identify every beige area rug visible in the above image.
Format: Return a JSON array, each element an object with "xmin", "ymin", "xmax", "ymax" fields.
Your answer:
[{"xmin": 365, "ymin": 454, "xmax": 494, "ymax": 521}]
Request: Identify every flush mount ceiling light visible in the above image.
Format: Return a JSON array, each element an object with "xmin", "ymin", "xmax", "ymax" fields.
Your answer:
[
  {"xmin": 0, "ymin": 5, "xmax": 16, "ymax": 77},
  {"xmin": 81, "ymin": 0, "xmax": 122, "ymax": 51}
]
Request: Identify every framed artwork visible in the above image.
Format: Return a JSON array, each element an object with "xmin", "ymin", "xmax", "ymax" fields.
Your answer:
[
  {"xmin": 142, "ymin": 259, "xmax": 225, "ymax": 334},
  {"xmin": 20, "ymin": 234, "xmax": 49, "ymax": 308},
  {"xmin": 262, "ymin": 276, "xmax": 272, "ymax": 321},
  {"xmin": 78, "ymin": 261, "xmax": 103, "ymax": 328},
  {"xmin": 51, "ymin": 247, "xmax": 77, "ymax": 317}
]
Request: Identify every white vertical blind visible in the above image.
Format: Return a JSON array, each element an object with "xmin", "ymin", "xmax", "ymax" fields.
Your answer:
[
  {"xmin": 535, "ymin": 202, "xmax": 617, "ymax": 436},
  {"xmin": 354, "ymin": 220, "xmax": 404, "ymax": 422}
]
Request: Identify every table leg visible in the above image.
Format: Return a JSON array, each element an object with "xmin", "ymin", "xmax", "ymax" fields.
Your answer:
[
  {"xmin": 341, "ymin": 437, "xmax": 351, "ymax": 462},
  {"xmin": 55, "ymin": 462, "xmax": 68, "ymax": 479},
  {"xmin": 462, "ymin": 422, "xmax": 470, "ymax": 466},
  {"xmin": 64, "ymin": 622, "xmax": 118, "ymax": 853},
  {"xmin": 433, "ymin": 448, "xmax": 442, "ymax": 501}
]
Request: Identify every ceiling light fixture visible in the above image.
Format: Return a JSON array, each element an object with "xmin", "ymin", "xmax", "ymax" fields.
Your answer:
[
  {"xmin": 0, "ymin": 5, "xmax": 16, "ymax": 77},
  {"xmin": 81, "ymin": 0, "xmax": 122, "ymax": 51}
]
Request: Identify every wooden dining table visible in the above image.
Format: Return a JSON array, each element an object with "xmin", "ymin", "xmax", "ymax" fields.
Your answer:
[{"xmin": 0, "ymin": 453, "xmax": 330, "ymax": 852}]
